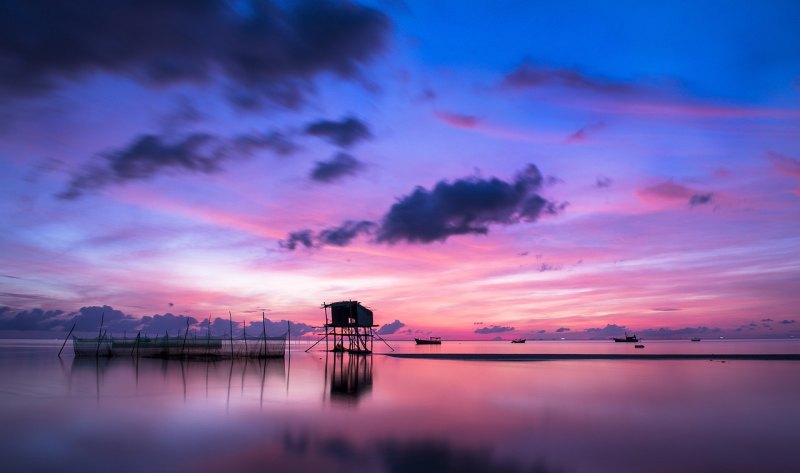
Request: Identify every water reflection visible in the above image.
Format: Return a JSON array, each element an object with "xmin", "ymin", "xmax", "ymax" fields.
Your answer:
[
  {"xmin": 68, "ymin": 356, "xmax": 286, "ymax": 408},
  {"xmin": 1, "ymin": 341, "xmax": 799, "ymax": 473},
  {"xmin": 276, "ymin": 431, "xmax": 562, "ymax": 473},
  {"xmin": 327, "ymin": 352, "xmax": 373, "ymax": 404}
]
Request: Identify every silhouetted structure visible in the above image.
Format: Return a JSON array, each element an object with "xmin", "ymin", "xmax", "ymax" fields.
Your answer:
[{"xmin": 322, "ymin": 300, "xmax": 376, "ymax": 353}]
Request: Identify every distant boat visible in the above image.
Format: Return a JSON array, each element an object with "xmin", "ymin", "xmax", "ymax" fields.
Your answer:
[
  {"xmin": 415, "ymin": 337, "xmax": 441, "ymax": 345},
  {"xmin": 690, "ymin": 337, "xmax": 701, "ymax": 342},
  {"xmin": 634, "ymin": 344, "xmax": 645, "ymax": 348},
  {"xmin": 613, "ymin": 333, "xmax": 639, "ymax": 343},
  {"xmin": 511, "ymin": 338, "xmax": 526, "ymax": 343}
]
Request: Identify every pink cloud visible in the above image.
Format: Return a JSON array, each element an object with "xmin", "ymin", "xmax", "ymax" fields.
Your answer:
[
  {"xmin": 113, "ymin": 189, "xmax": 285, "ymax": 240},
  {"xmin": 504, "ymin": 61, "xmax": 637, "ymax": 95},
  {"xmin": 566, "ymin": 122, "xmax": 605, "ymax": 143},
  {"xmin": 434, "ymin": 111, "xmax": 481, "ymax": 128},
  {"xmin": 767, "ymin": 150, "xmax": 800, "ymax": 176},
  {"xmin": 713, "ymin": 168, "xmax": 733, "ymax": 178},
  {"xmin": 637, "ymin": 180, "xmax": 693, "ymax": 202}
]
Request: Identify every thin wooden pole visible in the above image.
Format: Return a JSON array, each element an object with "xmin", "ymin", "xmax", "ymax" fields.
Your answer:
[
  {"xmin": 324, "ymin": 303, "xmax": 329, "ymax": 353},
  {"xmin": 372, "ymin": 328, "xmax": 394, "ymax": 352},
  {"xmin": 58, "ymin": 323, "xmax": 76, "ymax": 357},
  {"xmin": 95, "ymin": 312, "xmax": 105, "ymax": 357},
  {"xmin": 131, "ymin": 331, "xmax": 140, "ymax": 357},
  {"xmin": 304, "ymin": 328, "xmax": 329, "ymax": 353},
  {"xmin": 286, "ymin": 320, "xmax": 291, "ymax": 396},
  {"xmin": 228, "ymin": 311, "xmax": 234, "ymax": 358},
  {"xmin": 243, "ymin": 322, "xmax": 248, "ymax": 357},
  {"xmin": 262, "ymin": 312, "xmax": 267, "ymax": 358},
  {"xmin": 181, "ymin": 318, "xmax": 190, "ymax": 357},
  {"xmin": 206, "ymin": 315, "xmax": 211, "ymax": 357}
]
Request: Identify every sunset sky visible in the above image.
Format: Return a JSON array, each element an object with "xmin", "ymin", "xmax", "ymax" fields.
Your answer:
[{"xmin": 1, "ymin": 0, "xmax": 799, "ymax": 339}]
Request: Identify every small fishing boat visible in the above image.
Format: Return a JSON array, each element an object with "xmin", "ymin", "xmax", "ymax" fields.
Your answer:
[
  {"xmin": 511, "ymin": 338, "xmax": 526, "ymax": 343},
  {"xmin": 415, "ymin": 337, "xmax": 442, "ymax": 345},
  {"xmin": 613, "ymin": 333, "xmax": 639, "ymax": 343},
  {"xmin": 690, "ymin": 337, "xmax": 701, "ymax": 342}
]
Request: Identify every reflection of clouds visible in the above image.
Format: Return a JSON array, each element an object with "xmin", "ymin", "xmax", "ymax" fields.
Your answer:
[
  {"xmin": 203, "ymin": 429, "xmax": 565, "ymax": 473},
  {"xmin": 5, "ymin": 347, "xmax": 800, "ymax": 473},
  {"xmin": 377, "ymin": 439, "xmax": 562, "ymax": 473}
]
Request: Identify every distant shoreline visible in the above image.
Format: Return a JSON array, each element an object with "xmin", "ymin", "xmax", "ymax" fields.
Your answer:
[{"xmin": 386, "ymin": 353, "xmax": 800, "ymax": 361}]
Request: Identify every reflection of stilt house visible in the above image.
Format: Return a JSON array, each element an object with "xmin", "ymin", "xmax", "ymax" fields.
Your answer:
[
  {"xmin": 322, "ymin": 301, "xmax": 375, "ymax": 353},
  {"xmin": 330, "ymin": 352, "xmax": 372, "ymax": 404}
]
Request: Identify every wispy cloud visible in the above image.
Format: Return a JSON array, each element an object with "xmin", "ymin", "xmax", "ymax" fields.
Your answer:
[{"xmin": 504, "ymin": 61, "xmax": 637, "ymax": 94}]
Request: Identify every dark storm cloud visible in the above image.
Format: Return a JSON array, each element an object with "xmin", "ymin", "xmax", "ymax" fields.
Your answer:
[
  {"xmin": 310, "ymin": 152, "xmax": 365, "ymax": 183},
  {"xmin": 59, "ymin": 130, "xmax": 298, "ymax": 199},
  {"xmin": 377, "ymin": 319, "xmax": 405, "ymax": 335},
  {"xmin": 689, "ymin": 193, "xmax": 714, "ymax": 206},
  {"xmin": 376, "ymin": 164, "xmax": 564, "ymax": 244},
  {"xmin": 504, "ymin": 61, "xmax": 636, "ymax": 94},
  {"xmin": 555, "ymin": 327, "xmax": 570, "ymax": 333},
  {"xmin": 304, "ymin": 117, "xmax": 372, "ymax": 148},
  {"xmin": 781, "ymin": 319, "xmax": 796, "ymax": 324},
  {"xmin": 318, "ymin": 220, "xmax": 377, "ymax": 246},
  {"xmin": 0, "ymin": 1, "xmax": 390, "ymax": 108},
  {"xmin": 282, "ymin": 164, "xmax": 565, "ymax": 249},
  {"xmin": 475, "ymin": 325, "xmax": 515, "ymax": 334}
]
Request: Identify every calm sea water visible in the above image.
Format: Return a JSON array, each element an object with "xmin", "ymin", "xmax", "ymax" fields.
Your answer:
[{"xmin": 1, "ymin": 339, "xmax": 799, "ymax": 473}]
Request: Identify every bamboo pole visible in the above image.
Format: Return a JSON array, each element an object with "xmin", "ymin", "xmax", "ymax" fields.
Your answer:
[
  {"xmin": 206, "ymin": 315, "xmax": 211, "ymax": 357},
  {"xmin": 95, "ymin": 312, "xmax": 105, "ymax": 357},
  {"xmin": 131, "ymin": 331, "xmax": 140, "ymax": 357},
  {"xmin": 228, "ymin": 311, "xmax": 234, "ymax": 358},
  {"xmin": 262, "ymin": 311, "xmax": 267, "ymax": 358},
  {"xmin": 243, "ymin": 322, "xmax": 248, "ymax": 357},
  {"xmin": 372, "ymin": 328, "xmax": 395, "ymax": 352},
  {"xmin": 181, "ymin": 318, "xmax": 190, "ymax": 357},
  {"xmin": 58, "ymin": 323, "xmax": 76, "ymax": 357}
]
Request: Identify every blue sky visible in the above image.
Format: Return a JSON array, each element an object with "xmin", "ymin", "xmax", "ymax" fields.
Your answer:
[{"xmin": 0, "ymin": 1, "xmax": 798, "ymax": 339}]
